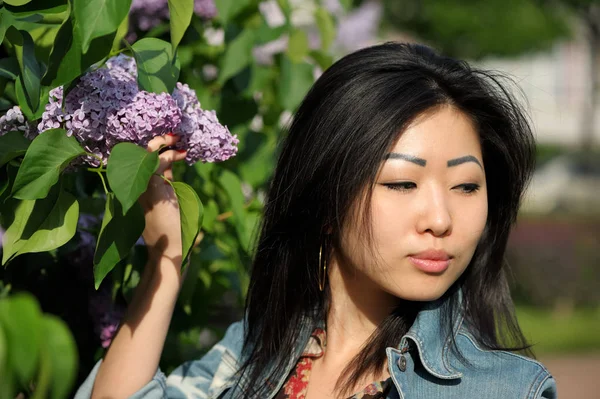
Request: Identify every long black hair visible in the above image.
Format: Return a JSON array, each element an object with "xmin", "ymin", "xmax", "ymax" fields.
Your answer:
[{"xmin": 238, "ymin": 42, "xmax": 535, "ymax": 397}]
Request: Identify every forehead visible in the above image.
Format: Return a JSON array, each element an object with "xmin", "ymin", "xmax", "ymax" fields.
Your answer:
[{"xmin": 390, "ymin": 106, "xmax": 481, "ymax": 157}]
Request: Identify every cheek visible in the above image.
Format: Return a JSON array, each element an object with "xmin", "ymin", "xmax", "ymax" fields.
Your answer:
[
  {"xmin": 370, "ymin": 192, "xmax": 411, "ymax": 238},
  {"xmin": 455, "ymin": 194, "xmax": 488, "ymax": 249},
  {"xmin": 337, "ymin": 195, "xmax": 404, "ymax": 269}
]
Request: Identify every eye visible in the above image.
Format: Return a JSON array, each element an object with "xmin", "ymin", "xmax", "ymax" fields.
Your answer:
[
  {"xmin": 453, "ymin": 183, "xmax": 480, "ymax": 195},
  {"xmin": 383, "ymin": 182, "xmax": 417, "ymax": 192}
]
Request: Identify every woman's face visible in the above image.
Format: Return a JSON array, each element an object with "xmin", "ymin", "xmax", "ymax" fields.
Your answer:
[{"xmin": 338, "ymin": 106, "xmax": 488, "ymax": 302}]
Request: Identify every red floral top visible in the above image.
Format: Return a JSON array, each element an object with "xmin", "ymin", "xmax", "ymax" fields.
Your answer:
[{"xmin": 274, "ymin": 328, "xmax": 392, "ymax": 399}]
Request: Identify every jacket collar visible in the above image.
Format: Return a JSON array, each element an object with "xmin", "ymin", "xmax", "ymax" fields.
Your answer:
[{"xmin": 401, "ymin": 287, "xmax": 465, "ymax": 379}]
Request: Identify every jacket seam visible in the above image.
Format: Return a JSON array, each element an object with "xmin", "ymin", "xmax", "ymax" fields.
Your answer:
[
  {"xmin": 387, "ymin": 348, "xmax": 405, "ymax": 399},
  {"xmin": 528, "ymin": 369, "xmax": 553, "ymax": 399},
  {"xmin": 458, "ymin": 331, "xmax": 553, "ymax": 375},
  {"xmin": 442, "ymin": 310, "xmax": 465, "ymax": 374},
  {"xmin": 404, "ymin": 333, "xmax": 461, "ymax": 379}
]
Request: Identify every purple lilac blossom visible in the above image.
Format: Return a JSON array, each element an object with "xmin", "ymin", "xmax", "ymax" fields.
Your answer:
[
  {"xmin": 129, "ymin": 0, "xmax": 169, "ymax": 31},
  {"xmin": 37, "ymin": 58, "xmax": 181, "ymax": 166},
  {"xmin": 88, "ymin": 287, "xmax": 124, "ymax": 348},
  {"xmin": 37, "ymin": 64, "xmax": 140, "ymax": 166},
  {"xmin": 0, "ymin": 106, "xmax": 37, "ymax": 140},
  {"xmin": 105, "ymin": 91, "xmax": 181, "ymax": 149},
  {"xmin": 194, "ymin": 0, "xmax": 218, "ymax": 20},
  {"xmin": 38, "ymin": 54, "xmax": 236, "ymax": 166},
  {"xmin": 172, "ymin": 82, "xmax": 238, "ymax": 164},
  {"xmin": 106, "ymin": 53, "xmax": 137, "ymax": 76},
  {"xmin": 334, "ymin": 1, "xmax": 382, "ymax": 52},
  {"xmin": 129, "ymin": 0, "xmax": 217, "ymax": 34}
]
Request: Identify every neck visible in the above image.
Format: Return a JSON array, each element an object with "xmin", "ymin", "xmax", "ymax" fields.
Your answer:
[{"xmin": 324, "ymin": 253, "xmax": 400, "ymax": 355}]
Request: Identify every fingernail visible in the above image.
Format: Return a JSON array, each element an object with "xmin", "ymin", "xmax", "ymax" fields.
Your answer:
[
  {"xmin": 177, "ymin": 149, "xmax": 187, "ymax": 153},
  {"xmin": 166, "ymin": 132, "xmax": 175, "ymax": 137}
]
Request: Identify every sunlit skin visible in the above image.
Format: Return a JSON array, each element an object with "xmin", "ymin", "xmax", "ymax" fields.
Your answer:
[{"xmin": 305, "ymin": 106, "xmax": 488, "ymax": 398}]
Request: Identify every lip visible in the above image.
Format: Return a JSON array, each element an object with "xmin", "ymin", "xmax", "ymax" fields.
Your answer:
[{"xmin": 409, "ymin": 249, "xmax": 452, "ymax": 273}]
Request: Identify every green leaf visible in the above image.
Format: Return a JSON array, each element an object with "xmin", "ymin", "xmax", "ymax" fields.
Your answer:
[
  {"xmin": 0, "ymin": 170, "xmax": 9, "ymax": 199},
  {"xmin": 15, "ymin": 76, "xmax": 48, "ymax": 120},
  {"xmin": 338, "ymin": 0, "xmax": 352, "ymax": 11},
  {"xmin": 168, "ymin": 0, "xmax": 193, "ymax": 52},
  {"xmin": 286, "ymin": 29, "xmax": 309, "ymax": 63},
  {"xmin": 276, "ymin": 0, "xmax": 291, "ymax": 18},
  {"xmin": 0, "ymin": 130, "xmax": 30, "ymax": 168},
  {"xmin": 0, "ymin": 98, "xmax": 12, "ymax": 111},
  {"xmin": 0, "ymin": 9, "xmax": 17, "ymax": 45},
  {"xmin": 0, "ymin": 321, "xmax": 14, "ymax": 398},
  {"xmin": 94, "ymin": 193, "xmax": 145, "ymax": 289},
  {"xmin": 6, "ymin": 27, "xmax": 42, "ymax": 113},
  {"xmin": 72, "ymin": 0, "xmax": 132, "ymax": 53},
  {"xmin": 0, "ymin": 58, "xmax": 19, "ymax": 80},
  {"xmin": 0, "ymin": 293, "xmax": 41, "ymax": 385},
  {"xmin": 106, "ymin": 142, "xmax": 159, "ymax": 215},
  {"xmin": 315, "ymin": 7, "xmax": 335, "ymax": 51},
  {"xmin": 14, "ymin": 75, "xmax": 34, "ymax": 120},
  {"xmin": 42, "ymin": 316, "xmax": 78, "ymax": 399},
  {"xmin": 279, "ymin": 56, "xmax": 314, "ymax": 111},
  {"xmin": 309, "ymin": 49, "xmax": 333, "ymax": 70},
  {"xmin": 218, "ymin": 170, "xmax": 251, "ymax": 250},
  {"xmin": 40, "ymin": 6, "xmax": 76, "ymax": 87},
  {"xmin": 131, "ymin": 38, "xmax": 180, "ymax": 94},
  {"xmin": 12, "ymin": 128, "xmax": 85, "ymax": 200},
  {"xmin": 3, "ymin": 0, "xmax": 33, "ymax": 6},
  {"xmin": 111, "ymin": 12, "xmax": 128, "ymax": 53},
  {"xmin": 214, "ymin": 0, "xmax": 251, "ymax": 24},
  {"xmin": 4, "ymin": 0, "xmax": 69, "ymax": 21},
  {"xmin": 42, "ymin": 7, "xmax": 115, "ymax": 88},
  {"xmin": 218, "ymin": 29, "xmax": 255, "ymax": 84},
  {"xmin": 0, "ymin": 163, "xmax": 19, "ymax": 205},
  {"xmin": 30, "ymin": 340, "xmax": 51, "ymax": 399},
  {"xmin": 1, "ymin": 186, "xmax": 79, "ymax": 264},
  {"xmin": 177, "ymin": 250, "xmax": 202, "ymax": 315},
  {"xmin": 172, "ymin": 182, "xmax": 203, "ymax": 264},
  {"xmin": 201, "ymin": 199, "xmax": 218, "ymax": 233}
]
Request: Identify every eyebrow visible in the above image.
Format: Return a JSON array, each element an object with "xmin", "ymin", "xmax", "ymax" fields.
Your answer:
[
  {"xmin": 384, "ymin": 153, "xmax": 426, "ymax": 166},
  {"xmin": 447, "ymin": 155, "xmax": 482, "ymax": 169},
  {"xmin": 384, "ymin": 153, "xmax": 483, "ymax": 169}
]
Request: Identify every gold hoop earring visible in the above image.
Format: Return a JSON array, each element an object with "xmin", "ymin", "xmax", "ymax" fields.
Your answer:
[{"xmin": 318, "ymin": 244, "xmax": 327, "ymax": 291}]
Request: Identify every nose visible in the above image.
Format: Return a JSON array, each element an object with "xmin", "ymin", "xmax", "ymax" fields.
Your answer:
[{"xmin": 416, "ymin": 186, "xmax": 452, "ymax": 238}]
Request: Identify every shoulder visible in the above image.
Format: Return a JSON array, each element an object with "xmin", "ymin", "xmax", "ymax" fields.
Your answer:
[{"xmin": 452, "ymin": 330, "xmax": 557, "ymax": 399}]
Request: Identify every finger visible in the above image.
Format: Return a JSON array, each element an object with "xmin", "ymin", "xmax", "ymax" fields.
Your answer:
[
  {"xmin": 164, "ymin": 167, "xmax": 173, "ymax": 182},
  {"xmin": 156, "ymin": 149, "xmax": 187, "ymax": 175},
  {"xmin": 147, "ymin": 133, "xmax": 180, "ymax": 152}
]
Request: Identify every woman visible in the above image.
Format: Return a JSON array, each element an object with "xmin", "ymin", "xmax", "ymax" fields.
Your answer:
[{"xmin": 76, "ymin": 42, "xmax": 556, "ymax": 398}]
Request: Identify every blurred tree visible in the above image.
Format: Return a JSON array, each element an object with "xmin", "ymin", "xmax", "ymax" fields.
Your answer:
[
  {"xmin": 380, "ymin": 0, "xmax": 571, "ymax": 59},
  {"xmin": 381, "ymin": 0, "xmax": 600, "ymax": 149},
  {"xmin": 556, "ymin": 0, "xmax": 600, "ymax": 151}
]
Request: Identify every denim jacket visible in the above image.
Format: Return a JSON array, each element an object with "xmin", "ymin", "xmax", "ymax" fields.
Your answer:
[{"xmin": 75, "ymin": 289, "xmax": 557, "ymax": 399}]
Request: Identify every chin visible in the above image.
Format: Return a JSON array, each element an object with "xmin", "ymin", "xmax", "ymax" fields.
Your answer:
[{"xmin": 386, "ymin": 281, "xmax": 451, "ymax": 303}]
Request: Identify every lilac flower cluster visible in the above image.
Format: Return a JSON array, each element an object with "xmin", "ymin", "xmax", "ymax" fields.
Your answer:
[
  {"xmin": 88, "ymin": 286, "xmax": 124, "ymax": 348},
  {"xmin": 194, "ymin": 0, "xmax": 218, "ymax": 20},
  {"xmin": 106, "ymin": 91, "xmax": 181, "ymax": 149},
  {"xmin": 106, "ymin": 53, "xmax": 137, "ymax": 76},
  {"xmin": 37, "ymin": 61, "xmax": 156, "ymax": 166},
  {"xmin": 172, "ymin": 82, "xmax": 238, "ymax": 164},
  {"xmin": 129, "ymin": 0, "xmax": 217, "ymax": 34},
  {"xmin": 35, "ymin": 54, "xmax": 236, "ymax": 166},
  {"xmin": 0, "ymin": 106, "xmax": 37, "ymax": 140}
]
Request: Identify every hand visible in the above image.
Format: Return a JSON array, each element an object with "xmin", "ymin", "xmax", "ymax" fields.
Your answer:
[{"xmin": 137, "ymin": 133, "xmax": 187, "ymax": 263}]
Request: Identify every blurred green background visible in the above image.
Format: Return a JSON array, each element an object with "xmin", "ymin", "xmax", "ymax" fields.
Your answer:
[{"xmin": 1, "ymin": 0, "xmax": 599, "ymax": 397}]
